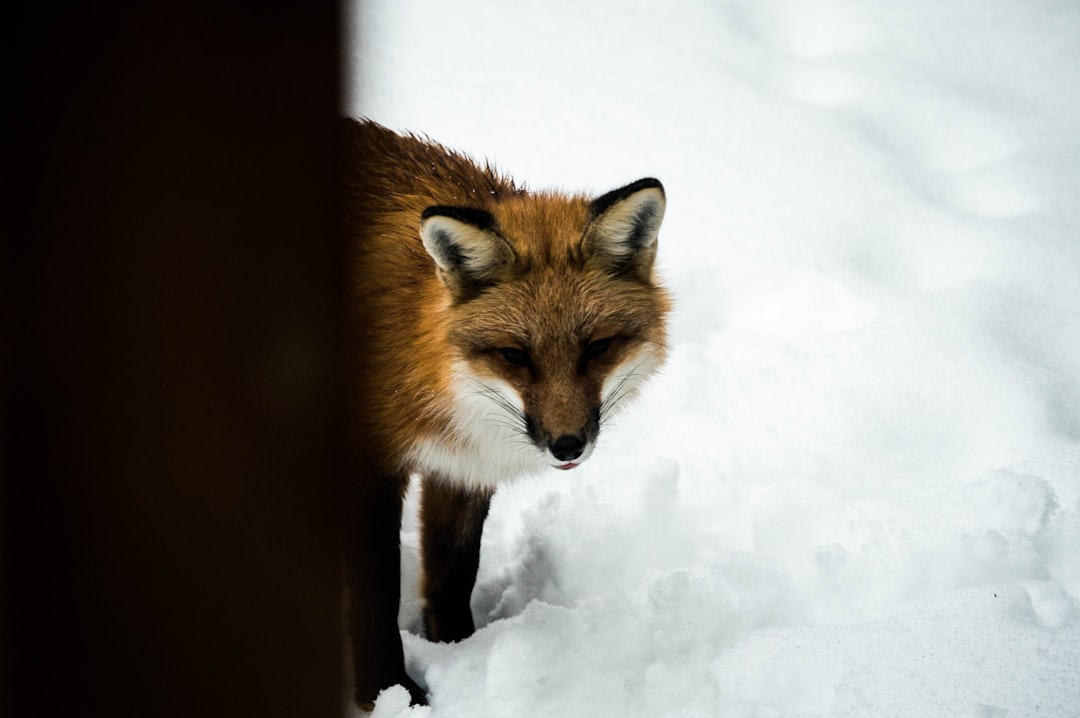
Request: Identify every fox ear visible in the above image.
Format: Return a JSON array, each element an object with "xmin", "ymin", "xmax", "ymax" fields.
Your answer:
[
  {"xmin": 420, "ymin": 206, "xmax": 514, "ymax": 297},
  {"xmin": 583, "ymin": 178, "xmax": 665, "ymax": 279}
]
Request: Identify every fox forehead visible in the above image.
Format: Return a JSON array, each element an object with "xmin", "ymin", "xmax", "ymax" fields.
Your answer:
[
  {"xmin": 447, "ymin": 266, "xmax": 663, "ymax": 351},
  {"xmin": 491, "ymin": 193, "xmax": 593, "ymax": 267}
]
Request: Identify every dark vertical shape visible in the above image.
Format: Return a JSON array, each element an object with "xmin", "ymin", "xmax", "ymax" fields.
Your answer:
[{"xmin": 6, "ymin": 3, "xmax": 346, "ymax": 718}]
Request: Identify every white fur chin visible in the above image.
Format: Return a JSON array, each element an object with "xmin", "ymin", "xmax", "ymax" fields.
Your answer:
[
  {"xmin": 404, "ymin": 363, "xmax": 549, "ymax": 489},
  {"xmin": 405, "ymin": 347, "xmax": 663, "ymax": 487}
]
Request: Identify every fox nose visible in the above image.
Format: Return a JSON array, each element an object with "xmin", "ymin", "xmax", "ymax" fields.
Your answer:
[{"xmin": 550, "ymin": 434, "xmax": 585, "ymax": 462}]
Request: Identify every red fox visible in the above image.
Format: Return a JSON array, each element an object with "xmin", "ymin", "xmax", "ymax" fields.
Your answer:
[{"xmin": 344, "ymin": 118, "xmax": 670, "ymax": 708}]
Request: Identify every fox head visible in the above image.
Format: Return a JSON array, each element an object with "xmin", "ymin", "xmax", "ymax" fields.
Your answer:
[{"xmin": 416, "ymin": 178, "xmax": 670, "ymax": 484}]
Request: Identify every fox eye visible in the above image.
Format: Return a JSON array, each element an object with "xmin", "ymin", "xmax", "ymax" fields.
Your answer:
[
  {"xmin": 584, "ymin": 337, "xmax": 612, "ymax": 360},
  {"xmin": 500, "ymin": 347, "xmax": 530, "ymax": 367}
]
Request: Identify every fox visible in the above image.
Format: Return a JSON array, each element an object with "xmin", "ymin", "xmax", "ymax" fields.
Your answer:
[{"xmin": 343, "ymin": 117, "xmax": 671, "ymax": 708}]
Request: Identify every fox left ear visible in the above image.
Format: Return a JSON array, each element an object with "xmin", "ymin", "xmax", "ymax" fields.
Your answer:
[
  {"xmin": 420, "ymin": 206, "xmax": 515, "ymax": 298},
  {"xmin": 583, "ymin": 178, "xmax": 665, "ymax": 279}
]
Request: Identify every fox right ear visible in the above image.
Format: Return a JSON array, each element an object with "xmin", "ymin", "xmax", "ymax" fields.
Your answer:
[
  {"xmin": 583, "ymin": 178, "xmax": 666, "ymax": 279},
  {"xmin": 420, "ymin": 206, "xmax": 514, "ymax": 297}
]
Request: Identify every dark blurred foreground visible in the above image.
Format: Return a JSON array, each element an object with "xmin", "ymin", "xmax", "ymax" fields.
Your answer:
[{"xmin": 6, "ymin": 4, "xmax": 349, "ymax": 716}]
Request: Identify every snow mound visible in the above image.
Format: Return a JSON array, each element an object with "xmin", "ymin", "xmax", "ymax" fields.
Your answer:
[{"xmin": 349, "ymin": 0, "xmax": 1080, "ymax": 715}]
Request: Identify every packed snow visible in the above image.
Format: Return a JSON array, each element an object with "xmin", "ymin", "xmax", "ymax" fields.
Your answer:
[{"xmin": 344, "ymin": 1, "xmax": 1080, "ymax": 715}]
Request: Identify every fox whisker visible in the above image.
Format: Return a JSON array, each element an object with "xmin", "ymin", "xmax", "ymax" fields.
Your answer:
[
  {"xmin": 599, "ymin": 360, "xmax": 648, "ymax": 421},
  {"xmin": 467, "ymin": 378, "xmax": 530, "ymax": 436}
]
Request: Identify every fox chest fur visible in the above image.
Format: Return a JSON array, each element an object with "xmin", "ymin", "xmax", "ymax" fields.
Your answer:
[{"xmin": 344, "ymin": 118, "xmax": 670, "ymax": 708}]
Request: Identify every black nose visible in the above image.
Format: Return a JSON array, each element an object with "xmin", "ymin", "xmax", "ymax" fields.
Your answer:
[{"xmin": 550, "ymin": 434, "xmax": 584, "ymax": 462}]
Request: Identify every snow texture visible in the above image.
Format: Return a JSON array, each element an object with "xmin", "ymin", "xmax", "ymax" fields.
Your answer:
[{"xmin": 345, "ymin": 1, "xmax": 1080, "ymax": 715}]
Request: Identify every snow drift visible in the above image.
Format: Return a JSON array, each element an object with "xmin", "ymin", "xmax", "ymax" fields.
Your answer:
[{"xmin": 345, "ymin": 1, "xmax": 1080, "ymax": 715}]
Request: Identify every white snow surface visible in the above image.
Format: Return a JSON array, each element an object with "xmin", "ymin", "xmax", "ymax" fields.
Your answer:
[{"xmin": 345, "ymin": 1, "xmax": 1080, "ymax": 716}]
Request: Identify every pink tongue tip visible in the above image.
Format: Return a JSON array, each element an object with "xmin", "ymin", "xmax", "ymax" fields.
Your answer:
[{"xmin": 556, "ymin": 462, "xmax": 579, "ymax": 470}]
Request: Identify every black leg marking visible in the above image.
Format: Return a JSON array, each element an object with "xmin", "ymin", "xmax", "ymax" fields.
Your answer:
[
  {"xmin": 346, "ymin": 472, "xmax": 427, "ymax": 707},
  {"xmin": 420, "ymin": 480, "xmax": 494, "ymax": 643}
]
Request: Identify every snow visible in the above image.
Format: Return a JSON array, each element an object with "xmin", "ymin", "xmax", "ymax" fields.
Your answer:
[{"xmin": 344, "ymin": 1, "xmax": 1080, "ymax": 715}]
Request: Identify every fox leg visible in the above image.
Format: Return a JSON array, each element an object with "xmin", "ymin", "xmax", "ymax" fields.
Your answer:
[
  {"xmin": 346, "ymin": 471, "xmax": 427, "ymax": 708},
  {"xmin": 420, "ymin": 479, "xmax": 494, "ymax": 642}
]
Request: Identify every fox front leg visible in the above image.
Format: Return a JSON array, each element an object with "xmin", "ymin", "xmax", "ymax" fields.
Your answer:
[
  {"xmin": 419, "ymin": 479, "xmax": 493, "ymax": 642},
  {"xmin": 346, "ymin": 471, "xmax": 427, "ymax": 708}
]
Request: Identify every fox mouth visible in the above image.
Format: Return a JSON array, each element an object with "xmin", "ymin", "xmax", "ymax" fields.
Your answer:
[{"xmin": 546, "ymin": 440, "xmax": 594, "ymax": 470}]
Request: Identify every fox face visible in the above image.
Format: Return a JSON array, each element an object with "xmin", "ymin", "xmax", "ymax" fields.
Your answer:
[{"xmin": 408, "ymin": 179, "xmax": 670, "ymax": 487}]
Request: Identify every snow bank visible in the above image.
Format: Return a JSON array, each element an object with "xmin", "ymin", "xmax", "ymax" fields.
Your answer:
[{"xmin": 346, "ymin": 0, "xmax": 1080, "ymax": 715}]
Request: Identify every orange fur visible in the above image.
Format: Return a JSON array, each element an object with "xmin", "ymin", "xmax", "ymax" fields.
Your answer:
[
  {"xmin": 345, "ymin": 119, "xmax": 670, "ymax": 477},
  {"xmin": 343, "ymin": 117, "xmax": 670, "ymax": 707}
]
